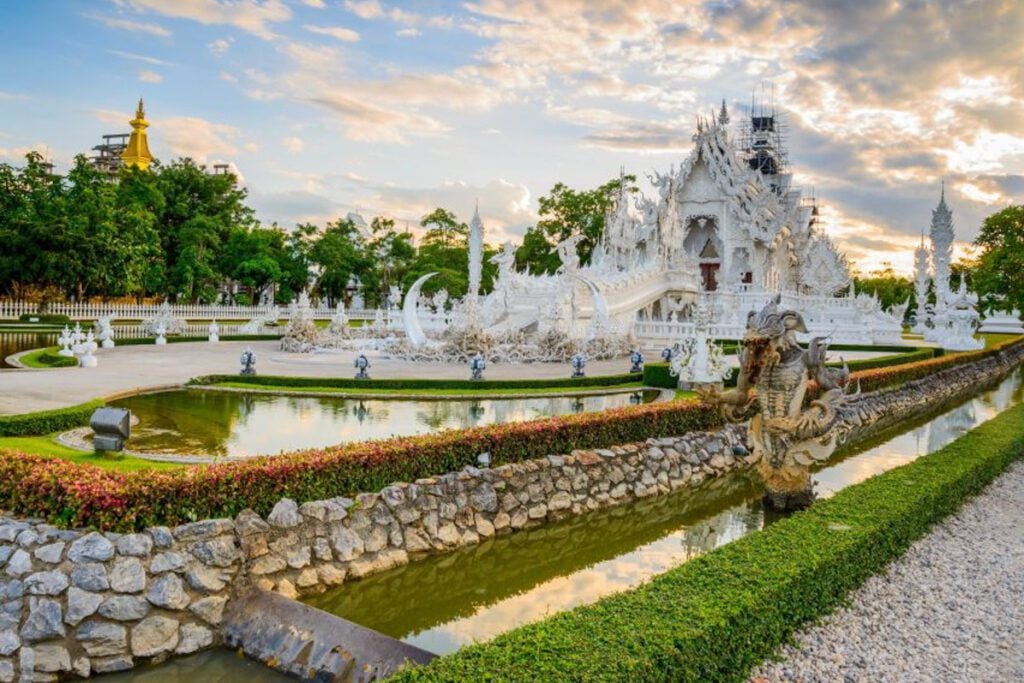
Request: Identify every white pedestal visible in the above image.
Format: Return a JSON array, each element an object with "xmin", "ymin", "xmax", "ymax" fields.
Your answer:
[
  {"xmin": 79, "ymin": 355, "xmax": 98, "ymax": 368},
  {"xmin": 209, "ymin": 335, "xmax": 219, "ymax": 343},
  {"xmin": 155, "ymin": 337, "xmax": 167, "ymax": 346},
  {"xmin": 102, "ymin": 340, "xmax": 115, "ymax": 349}
]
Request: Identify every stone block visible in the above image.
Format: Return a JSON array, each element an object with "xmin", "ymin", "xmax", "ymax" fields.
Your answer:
[
  {"xmin": 190, "ymin": 536, "xmax": 239, "ymax": 568},
  {"xmin": 131, "ymin": 616, "xmax": 179, "ymax": 658},
  {"xmin": 98, "ymin": 596, "xmax": 150, "ymax": 622},
  {"xmin": 25, "ymin": 644, "xmax": 70, "ymax": 673},
  {"xmin": 186, "ymin": 566, "xmax": 229, "ymax": 593},
  {"xmin": 65, "ymin": 587, "xmax": 104, "ymax": 626},
  {"xmin": 109, "ymin": 558, "xmax": 146, "ymax": 594},
  {"xmin": 4, "ymin": 550, "xmax": 30, "ymax": 577},
  {"xmin": 76, "ymin": 621, "xmax": 127, "ymax": 657},
  {"xmin": 115, "ymin": 534, "xmax": 153, "ymax": 557},
  {"xmin": 249, "ymin": 555, "xmax": 286, "ymax": 576},
  {"xmin": 267, "ymin": 499, "xmax": 302, "ymax": 528},
  {"xmin": 175, "ymin": 623, "xmax": 212, "ymax": 655},
  {"xmin": 21, "ymin": 599, "xmax": 64, "ymax": 641},
  {"xmin": 24, "ymin": 571, "xmax": 69, "ymax": 597},
  {"xmin": 329, "ymin": 527, "xmax": 364, "ymax": 562},
  {"xmin": 70, "ymin": 564, "xmax": 108, "ymax": 592},
  {"xmin": 67, "ymin": 533, "xmax": 114, "ymax": 563},
  {"xmin": 188, "ymin": 596, "xmax": 228, "ymax": 626},
  {"xmin": 147, "ymin": 574, "xmax": 190, "ymax": 610},
  {"xmin": 149, "ymin": 552, "xmax": 186, "ymax": 574},
  {"xmin": 32, "ymin": 543, "xmax": 64, "ymax": 565},
  {"xmin": 172, "ymin": 519, "xmax": 233, "ymax": 542}
]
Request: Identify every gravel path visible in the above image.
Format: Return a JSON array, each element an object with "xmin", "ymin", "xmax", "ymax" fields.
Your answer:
[{"xmin": 751, "ymin": 460, "xmax": 1024, "ymax": 683}]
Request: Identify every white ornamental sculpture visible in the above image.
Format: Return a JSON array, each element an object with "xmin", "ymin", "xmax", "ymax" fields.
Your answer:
[
  {"xmin": 58, "ymin": 326, "xmax": 74, "ymax": 357},
  {"xmin": 97, "ymin": 316, "xmax": 116, "ymax": 349},
  {"xmin": 329, "ymin": 301, "xmax": 349, "ymax": 335},
  {"xmin": 669, "ymin": 299, "xmax": 731, "ymax": 388},
  {"xmin": 935, "ymin": 280, "xmax": 982, "ymax": 351},
  {"xmin": 930, "ymin": 184, "xmax": 955, "ymax": 308},
  {"xmin": 911, "ymin": 233, "xmax": 931, "ymax": 334},
  {"xmin": 978, "ymin": 306, "xmax": 1024, "ymax": 335},
  {"xmin": 208, "ymin": 320, "xmax": 220, "ymax": 343},
  {"xmin": 79, "ymin": 332, "xmax": 98, "ymax": 368},
  {"xmin": 71, "ymin": 323, "xmax": 85, "ymax": 355},
  {"xmin": 281, "ymin": 292, "xmax": 319, "ymax": 353}
]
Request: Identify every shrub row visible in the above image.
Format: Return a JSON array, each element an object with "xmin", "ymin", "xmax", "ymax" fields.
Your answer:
[
  {"xmin": 190, "ymin": 372, "xmax": 643, "ymax": 391},
  {"xmin": 0, "ymin": 400, "xmax": 723, "ymax": 531},
  {"xmin": 0, "ymin": 400, "xmax": 104, "ymax": 437},
  {"xmin": 17, "ymin": 313, "xmax": 71, "ymax": 324},
  {"xmin": 386, "ymin": 396, "xmax": 1024, "ymax": 682},
  {"xmin": 18, "ymin": 347, "xmax": 79, "ymax": 369},
  {"xmin": 643, "ymin": 345, "xmax": 940, "ymax": 389},
  {"xmin": 114, "ymin": 334, "xmax": 282, "ymax": 347}
]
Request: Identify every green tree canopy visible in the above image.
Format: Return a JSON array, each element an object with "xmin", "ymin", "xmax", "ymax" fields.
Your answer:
[{"xmin": 973, "ymin": 205, "xmax": 1024, "ymax": 312}]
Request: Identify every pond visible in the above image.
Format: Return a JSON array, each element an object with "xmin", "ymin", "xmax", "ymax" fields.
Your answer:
[
  {"xmin": 305, "ymin": 367, "xmax": 1024, "ymax": 655},
  {"xmin": 0, "ymin": 331, "xmax": 56, "ymax": 367},
  {"xmin": 107, "ymin": 389, "xmax": 661, "ymax": 459}
]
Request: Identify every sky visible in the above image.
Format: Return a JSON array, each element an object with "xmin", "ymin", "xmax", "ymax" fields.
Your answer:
[{"xmin": 0, "ymin": 0, "xmax": 1021, "ymax": 276}]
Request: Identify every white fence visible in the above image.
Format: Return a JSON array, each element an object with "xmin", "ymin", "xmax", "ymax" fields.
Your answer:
[{"xmin": 0, "ymin": 301, "xmax": 381, "ymax": 322}]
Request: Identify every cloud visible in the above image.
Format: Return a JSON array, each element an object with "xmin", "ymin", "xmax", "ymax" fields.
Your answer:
[
  {"xmin": 396, "ymin": 28, "xmax": 420, "ymax": 37},
  {"xmin": 117, "ymin": 0, "xmax": 291, "ymax": 40},
  {"xmin": 281, "ymin": 136, "xmax": 305, "ymax": 152},
  {"xmin": 301, "ymin": 0, "xmax": 325, "ymax": 7},
  {"xmin": 137, "ymin": 69, "xmax": 163, "ymax": 83},
  {"xmin": 84, "ymin": 12, "xmax": 171, "ymax": 36},
  {"xmin": 353, "ymin": 178, "xmax": 535, "ymax": 241},
  {"xmin": 0, "ymin": 91, "xmax": 28, "ymax": 101},
  {"xmin": 344, "ymin": 171, "xmax": 369, "ymax": 183},
  {"xmin": 107, "ymin": 50, "xmax": 171, "ymax": 66},
  {"xmin": 0, "ymin": 143, "xmax": 50, "ymax": 163},
  {"xmin": 304, "ymin": 24, "xmax": 361, "ymax": 43},
  {"xmin": 343, "ymin": 0, "xmax": 384, "ymax": 20},
  {"xmin": 208, "ymin": 38, "xmax": 233, "ymax": 55}
]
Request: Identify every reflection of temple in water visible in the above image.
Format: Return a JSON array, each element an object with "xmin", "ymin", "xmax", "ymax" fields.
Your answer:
[
  {"xmin": 678, "ymin": 505, "xmax": 763, "ymax": 561},
  {"xmin": 925, "ymin": 401, "xmax": 977, "ymax": 454}
]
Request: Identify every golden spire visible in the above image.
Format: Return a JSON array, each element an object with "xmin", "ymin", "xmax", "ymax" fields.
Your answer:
[{"xmin": 122, "ymin": 98, "xmax": 153, "ymax": 170}]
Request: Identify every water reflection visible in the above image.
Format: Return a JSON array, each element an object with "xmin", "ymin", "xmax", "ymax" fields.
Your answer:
[
  {"xmin": 308, "ymin": 368, "xmax": 1024, "ymax": 655},
  {"xmin": 0, "ymin": 331, "xmax": 56, "ymax": 367},
  {"xmin": 109, "ymin": 389, "xmax": 660, "ymax": 458},
  {"xmin": 101, "ymin": 648, "xmax": 289, "ymax": 683}
]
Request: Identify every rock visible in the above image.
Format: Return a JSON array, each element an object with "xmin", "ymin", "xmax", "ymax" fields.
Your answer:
[
  {"xmin": 509, "ymin": 507, "xmax": 528, "ymax": 529},
  {"xmin": 0, "ymin": 599, "xmax": 20, "ymax": 631},
  {"xmin": 187, "ymin": 566, "xmax": 229, "ymax": 593},
  {"xmin": 172, "ymin": 519, "xmax": 233, "ymax": 542},
  {"xmin": 360, "ymin": 525, "xmax": 388, "ymax": 553},
  {"xmin": 26, "ymin": 643, "xmax": 71, "ymax": 673},
  {"xmin": 380, "ymin": 485, "xmax": 406, "ymax": 508},
  {"xmin": 527, "ymin": 504, "xmax": 548, "ymax": 520},
  {"xmin": 21, "ymin": 599, "xmax": 64, "ymax": 641},
  {"xmin": 70, "ymin": 563, "xmax": 109, "ymax": 591},
  {"xmin": 312, "ymin": 537, "xmax": 332, "ymax": 562},
  {"xmin": 72, "ymin": 656, "xmax": 90, "ymax": 678},
  {"xmin": 403, "ymin": 528, "xmax": 431, "ymax": 553},
  {"xmin": 285, "ymin": 547, "xmax": 311, "ymax": 569},
  {"xmin": 493, "ymin": 511, "xmax": 511, "ymax": 531},
  {"xmin": 317, "ymin": 565, "xmax": 346, "ymax": 586},
  {"xmin": 347, "ymin": 549, "xmax": 408, "ymax": 580},
  {"xmin": 15, "ymin": 529, "xmax": 38, "ymax": 547},
  {"xmin": 148, "ymin": 527, "xmax": 174, "ymax": 548},
  {"xmin": 65, "ymin": 587, "xmax": 104, "ymax": 626},
  {"xmin": 321, "ymin": 498, "xmax": 351, "ymax": 522},
  {"xmin": 0, "ymin": 581, "xmax": 22, "ymax": 603},
  {"xmin": 115, "ymin": 534, "xmax": 153, "ymax": 557},
  {"xmin": 76, "ymin": 621, "xmax": 127, "ymax": 657},
  {"xmin": 175, "ymin": 623, "xmax": 213, "ymax": 654},
  {"xmin": 188, "ymin": 596, "xmax": 228, "ymax": 626},
  {"xmin": 0, "ymin": 546, "xmax": 11, "ymax": 566},
  {"xmin": 267, "ymin": 499, "xmax": 302, "ymax": 528},
  {"xmin": 91, "ymin": 655, "xmax": 133, "ymax": 673},
  {"xmin": 436, "ymin": 523, "xmax": 460, "ymax": 546},
  {"xmin": 0, "ymin": 659, "xmax": 10, "ymax": 683},
  {"xmin": 98, "ymin": 596, "xmax": 150, "ymax": 621},
  {"xmin": 4, "ymin": 550, "xmax": 31, "ymax": 577},
  {"xmin": 275, "ymin": 579, "xmax": 298, "ymax": 600},
  {"xmin": 32, "ymin": 542, "xmax": 64, "ymax": 565},
  {"xmin": 131, "ymin": 616, "xmax": 179, "ymax": 658},
  {"xmin": 150, "ymin": 552, "xmax": 186, "ymax": 574},
  {"xmin": 68, "ymin": 532, "xmax": 115, "ymax": 563},
  {"xmin": 470, "ymin": 484, "xmax": 499, "ymax": 513},
  {"xmin": 110, "ymin": 558, "xmax": 146, "ymax": 593},
  {"xmin": 191, "ymin": 536, "xmax": 238, "ymax": 568},
  {"xmin": 24, "ymin": 571, "xmax": 69, "ymax": 596},
  {"xmin": 476, "ymin": 518, "xmax": 495, "ymax": 538},
  {"xmin": 295, "ymin": 568, "xmax": 319, "ymax": 588},
  {"xmin": 147, "ymin": 574, "xmax": 190, "ymax": 610},
  {"xmin": 249, "ymin": 554, "xmax": 286, "ymax": 576},
  {"xmin": 0, "ymin": 629, "xmax": 18, "ymax": 656},
  {"xmin": 329, "ymin": 527, "xmax": 364, "ymax": 562},
  {"xmin": 548, "ymin": 491, "xmax": 572, "ymax": 511}
]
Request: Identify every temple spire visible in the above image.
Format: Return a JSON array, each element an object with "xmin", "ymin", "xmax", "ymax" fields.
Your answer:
[
  {"xmin": 122, "ymin": 97, "xmax": 153, "ymax": 170},
  {"xmin": 718, "ymin": 98, "xmax": 730, "ymax": 125}
]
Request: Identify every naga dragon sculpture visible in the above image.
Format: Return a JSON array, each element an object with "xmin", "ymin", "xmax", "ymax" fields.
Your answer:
[{"xmin": 708, "ymin": 298, "xmax": 855, "ymax": 510}]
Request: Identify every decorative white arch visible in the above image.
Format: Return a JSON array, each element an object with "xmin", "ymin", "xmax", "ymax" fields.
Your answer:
[{"xmin": 403, "ymin": 272, "xmax": 437, "ymax": 347}]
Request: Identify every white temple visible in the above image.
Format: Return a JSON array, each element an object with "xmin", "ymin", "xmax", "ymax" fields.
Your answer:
[{"xmin": 460, "ymin": 102, "xmax": 904, "ymax": 346}]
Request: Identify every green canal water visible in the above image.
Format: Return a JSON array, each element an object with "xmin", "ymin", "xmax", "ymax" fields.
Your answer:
[
  {"xmin": 98, "ymin": 368, "xmax": 1024, "ymax": 679},
  {"xmin": 108, "ymin": 389, "xmax": 659, "ymax": 459}
]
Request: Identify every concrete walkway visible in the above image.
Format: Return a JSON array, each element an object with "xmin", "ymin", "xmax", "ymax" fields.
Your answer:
[
  {"xmin": 751, "ymin": 460, "xmax": 1024, "ymax": 682},
  {"xmin": 0, "ymin": 341, "xmax": 888, "ymax": 415}
]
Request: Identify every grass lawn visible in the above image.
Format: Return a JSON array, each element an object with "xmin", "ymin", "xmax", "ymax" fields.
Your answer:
[
  {"xmin": 207, "ymin": 380, "xmax": 648, "ymax": 397},
  {"xmin": 15, "ymin": 346, "xmax": 77, "ymax": 368},
  {"xmin": 0, "ymin": 435, "xmax": 181, "ymax": 471}
]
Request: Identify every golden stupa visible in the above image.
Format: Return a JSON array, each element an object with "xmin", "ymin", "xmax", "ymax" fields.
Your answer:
[{"xmin": 121, "ymin": 98, "xmax": 153, "ymax": 170}]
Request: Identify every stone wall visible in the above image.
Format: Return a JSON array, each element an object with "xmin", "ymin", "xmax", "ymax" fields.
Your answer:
[{"xmin": 1, "ymin": 343, "xmax": 1022, "ymax": 680}]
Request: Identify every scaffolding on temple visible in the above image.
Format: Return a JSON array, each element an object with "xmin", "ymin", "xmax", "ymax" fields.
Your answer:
[
  {"xmin": 90, "ymin": 133, "xmax": 129, "ymax": 175},
  {"xmin": 739, "ymin": 83, "xmax": 789, "ymax": 183}
]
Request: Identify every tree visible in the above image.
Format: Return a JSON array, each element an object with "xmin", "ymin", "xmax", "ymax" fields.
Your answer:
[
  {"xmin": 309, "ymin": 217, "xmax": 368, "ymax": 305},
  {"xmin": 420, "ymin": 208, "xmax": 468, "ymax": 249},
  {"xmin": 973, "ymin": 205, "xmax": 1024, "ymax": 312},
  {"xmin": 852, "ymin": 261, "xmax": 914, "ymax": 316},
  {"xmin": 363, "ymin": 218, "xmax": 415, "ymax": 307},
  {"xmin": 523, "ymin": 173, "xmax": 637, "ymax": 274}
]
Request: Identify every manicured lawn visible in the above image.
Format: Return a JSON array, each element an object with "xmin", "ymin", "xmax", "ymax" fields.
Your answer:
[
  {"xmin": 0, "ymin": 435, "xmax": 180, "ymax": 471},
  {"xmin": 16, "ymin": 346, "xmax": 77, "ymax": 368}
]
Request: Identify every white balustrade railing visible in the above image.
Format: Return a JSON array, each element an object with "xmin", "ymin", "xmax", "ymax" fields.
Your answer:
[{"xmin": 0, "ymin": 300, "xmax": 381, "ymax": 322}]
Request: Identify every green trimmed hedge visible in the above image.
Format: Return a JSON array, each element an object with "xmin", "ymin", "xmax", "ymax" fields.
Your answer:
[
  {"xmin": 115, "ymin": 334, "xmax": 282, "ymax": 346},
  {"xmin": 190, "ymin": 372, "xmax": 644, "ymax": 391},
  {"xmin": 18, "ymin": 347, "xmax": 79, "ymax": 369},
  {"xmin": 386, "ymin": 398, "xmax": 1024, "ymax": 682},
  {"xmin": 0, "ymin": 400, "xmax": 104, "ymax": 437},
  {"xmin": 17, "ymin": 313, "xmax": 71, "ymax": 325}
]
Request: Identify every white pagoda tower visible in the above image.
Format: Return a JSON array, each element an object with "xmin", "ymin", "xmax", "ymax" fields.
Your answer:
[
  {"xmin": 929, "ymin": 183, "xmax": 955, "ymax": 306},
  {"xmin": 912, "ymin": 230, "xmax": 931, "ymax": 333}
]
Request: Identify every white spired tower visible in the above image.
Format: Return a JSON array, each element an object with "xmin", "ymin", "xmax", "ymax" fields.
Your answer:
[
  {"xmin": 912, "ymin": 230, "xmax": 931, "ymax": 333},
  {"xmin": 468, "ymin": 201, "xmax": 484, "ymax": 301},
  {"xmin": 929, "ymin": 182, "xmax": 955, "ymax": 307}
]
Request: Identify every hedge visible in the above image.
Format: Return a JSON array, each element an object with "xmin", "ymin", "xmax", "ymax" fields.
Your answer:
[
  {"xmin": 114, "ymin": 334, "xmax": 283, "ymax": 346},
  {"xmin": 190, "ymin": 372, "xmax": 643, "ymax": 392},
  {"xmin": 0, "ymin": 400, "xmax": 723, "ymax": 531},
  {"xmin": 18, "ymin": 347, "xmax": 79, "ymax": 369},
  {"xmin": 0, "ymin": 400, "xmax": 104, "ymax": 437},
  {"xmin": 385, "ymin": 395, "xmax": 1024, "ymax": 682},
  {"xmin": 17, "ymin": 313, "xmax": 71, "ymax": 325}
]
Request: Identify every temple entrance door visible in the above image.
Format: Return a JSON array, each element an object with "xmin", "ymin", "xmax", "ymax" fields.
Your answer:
[{"xmin": 700, "ymin": 263, "xmax": 720, "ymax": 291}]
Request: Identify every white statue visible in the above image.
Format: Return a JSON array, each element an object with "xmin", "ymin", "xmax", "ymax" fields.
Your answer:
[
  {"xmin": 154, "ymin": 322, "xmax": 167, "ymax": 345},
  {"xmin": 58, "ymin": 326, "xmax": 74, "ymax": 357},
  {"xmin": 97, "ymin": 316, "xmax": 116, "ymax": 349},
  {"xmin": 208, "ymin": 320, "xmax": 220, "ymax": 343},
  {"xmin": 934, "ymin": 279, "xmax": 982, "ymax": 351}
]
